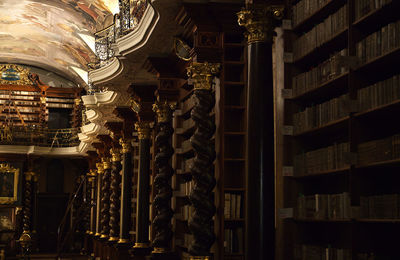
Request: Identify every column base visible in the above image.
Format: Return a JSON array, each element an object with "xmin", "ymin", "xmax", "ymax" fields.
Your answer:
[
  {"xmin": 131, "ymin": 243, "xmax": 152, "ymax": 259},
  {"xmin": 189, "ymin": 256, "xmax": 212, "ymax": 260}
]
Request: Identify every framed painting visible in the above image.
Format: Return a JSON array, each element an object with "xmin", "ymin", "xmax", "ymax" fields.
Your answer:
[{"xmin": 0, "ymin": 164, "xmax": 19, "ymax": 204}]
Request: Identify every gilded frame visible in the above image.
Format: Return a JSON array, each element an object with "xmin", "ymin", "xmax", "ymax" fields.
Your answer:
[{"xmin": 0, "ymin": 164, "xmax": 19, "ymax": 204}]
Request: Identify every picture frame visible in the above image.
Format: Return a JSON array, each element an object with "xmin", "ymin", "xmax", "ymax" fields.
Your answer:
[{"xmin": 0, "ymin": 164, "xmax": 19, "ymax": 204}]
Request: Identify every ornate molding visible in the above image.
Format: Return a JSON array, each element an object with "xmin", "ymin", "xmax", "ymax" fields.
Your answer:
[
  {"xmin": 237, "ymin": 4, "xmax": 284, "ymax": 44},
  {"xmin": 186, "ymin": 62, "xmax": 220, "ymax": 90},
  {"xmin": 110, "ymin": 148, "xmax": 122, "ymax": 162},
  {"xmin": 135, "ymin": 121, "xmax": 152, "ymax": 140}
]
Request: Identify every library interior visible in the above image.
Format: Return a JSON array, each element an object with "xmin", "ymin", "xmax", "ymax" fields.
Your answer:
[{"xmin": 0, "ymin": 0, "xmax": 398, "ymax": 259}]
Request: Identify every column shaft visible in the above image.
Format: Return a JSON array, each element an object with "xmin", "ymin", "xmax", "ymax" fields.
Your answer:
[
  {"xmin": 119, "ymin": 147, "xmax": 133, "ymax": 243},
  {"xmin": 135, "ymin": 138, "xmax": 151, "ymax": 246}
]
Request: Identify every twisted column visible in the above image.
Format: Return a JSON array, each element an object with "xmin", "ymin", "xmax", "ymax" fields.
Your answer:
[
  {"xmin": 151, "ymin": 101, "xmax": 175, "ymax": 254},
  {"xmin": 95, "ymin": 163, "xmax": 103, "ymax": 237},
  {"xmin": 133, "ymin": 121, "xmax": 152, "ymax": 250},
  {"xmin": 109, "ymin": 148, "xmax": 122, "ymax": 242},
  {"xmin": 118, "ymin": 138, "xmax": 133, "ymax": 244},
  {"xmin": 19, "ymin": 170, "xmax": 37, "ymax": 253},
  {"xmin": 186, "ymin": 62, "xmax": 220, "ymax": 258},
  {"xmin": 100, "ymin": 158, "xmax": 112, "ymax": 239}
]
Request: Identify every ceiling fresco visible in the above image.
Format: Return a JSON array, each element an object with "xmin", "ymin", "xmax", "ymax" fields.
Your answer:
[{"xmin": 0, "ymin": 0, "xmax": 117, "ymax": 85}]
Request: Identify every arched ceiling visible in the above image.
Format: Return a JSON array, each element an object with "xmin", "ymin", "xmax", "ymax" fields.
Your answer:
[{"xmin": 0, "ymin": 0, "xmax": 118, "ymax": 86}]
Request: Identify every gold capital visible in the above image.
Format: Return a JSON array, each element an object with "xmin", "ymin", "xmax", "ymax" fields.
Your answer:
[
  {"xmin": 96, "ymin": 163, "xmax": 104, "ymax": 174},
  {"xmin": 110, "ymin": 148, "xmax": 121, "ymax": 162},
  {"xmin": 237, "ymin": 4, "xmax": 284, "ymax": 44},
  {"xmin": 109, "ymin": 236, "xmax": 119, "ymax": 242},
  {"xmin": 102, "ymin": 157, "xmax": 111, "ymax": 169},
  {"xmin": 135, "ymin": 122, "xmax": 152, "ymax": 140},
  {"xmin": 25, "ymin": 171, "xmax": 38, "ymax": 182},
  {"xmin": 119, "ymin": 138, "xmax": 132, "ymax": 153},
  {"xmin": 152, "ymin": 101, "xmax": 176, "ymax": 123},
  {"xmin": 74, "ymin": 98, "xmax": 81, "ymax": 106},
  {"xmin": 187, "ymin": 62, "xmax": 220, "ymax": 91}
]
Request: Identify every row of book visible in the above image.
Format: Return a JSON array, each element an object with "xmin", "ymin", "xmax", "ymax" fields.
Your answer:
[
  {"xmin": 178, "ymin": 205, "xmax": 193, "ymax": 221},
  {"xmin": 296, "ymin": 192, "xmax": 351, "ymax": 220},
  {"xmin": 355, "ymin": 0, "xmax": 393, "ymax": 21},
  {"xmin": 178, "ymin": 180, "xmax": 193, "ymax": 197},
  {"xmin": 360, "ymin": 194, "xmax": 400, "ymax": 219},
  {"xmin": 224, "ymin": 192, "xmax": 243, "ymax": 219},
  {"xmin": 357, "ymin": 134, "xmax": 400, "ymax": 166},
  {"xmin": 224, "ymin": 227, "xmax": 244, "ymax": 254},
  {"xmin": 357, "ymin": 74, "xmax": 400, "ymax": 112},
  {"xmin": 294, "ymin": 244, "xmax": 352, "ymax": 260},
  {"xmin": 0, "ymin": 91, "xmax": 41, "ymax": 96},
  {"xmin": 356, "ymin": 20, "xmax": 400, "ymax": 64},
  {"xmin": 294, "ymin": 142, "xmax": 349, "ymax": 176},
  {"xmin": 46, "ymin": 103, "xmax": 74, "ymax": 108},
  {"xmin": 292, "ymin": 0, "xmax": 331, "ymax": 27},
  {"xmin": 0, "ymin": 94, "xmax": 37, "ymax": 100},
  {"xmin": 45, "ymin": 97, "xmax": 75, "ymax": 103},
  {"xmin": 291, "ymin": 49, "xmax": 348, "ymax": 97},
  {"xmin": 293, "ymin": 5, "xmax": 348, "ymax": 61},
  {"xmin": 293, "ymin": 94, "xmax": 348, "ymax": 134}
]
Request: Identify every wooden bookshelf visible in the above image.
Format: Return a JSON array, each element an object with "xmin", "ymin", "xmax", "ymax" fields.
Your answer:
[{"xmin": 278, "ymin": 0, "xmax": 400, "ymax": 259}]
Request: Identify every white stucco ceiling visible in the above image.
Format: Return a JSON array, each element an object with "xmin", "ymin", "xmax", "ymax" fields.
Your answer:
[{"xmin": 0, "ymin": 0, "xmax": 117, "ymax": 85}]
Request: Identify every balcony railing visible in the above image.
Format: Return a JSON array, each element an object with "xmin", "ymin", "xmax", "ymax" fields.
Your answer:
[
  {"xmin": 0, "ymin": 126, "xmax": 80, "ymax": 147},
  {"xmin": 93, "ymin": 0, "xmax": 148, "ymax": 68}
]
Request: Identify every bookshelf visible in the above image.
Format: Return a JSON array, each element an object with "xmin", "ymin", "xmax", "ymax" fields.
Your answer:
[
  {"xmin": 215, "ymin": 32, "xmax": 247, "ymax": 260},
  {"xmin": 171, "ymin": 84, "xmax": 195, "ymax": 256},
  {"xmin": 279, "ymin": 0, "xmax": 400, "ymax": 259}
]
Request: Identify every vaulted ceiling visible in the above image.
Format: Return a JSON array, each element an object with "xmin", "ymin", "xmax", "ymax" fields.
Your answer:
[{"xmin": 0, "ymin": 0, "xmax": 118, "ymax": 85}]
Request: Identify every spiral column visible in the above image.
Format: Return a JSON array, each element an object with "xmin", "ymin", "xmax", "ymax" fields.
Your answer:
[
  {"xmin": 19, "ymin": 170, "xmax": 37, "ymax": 253},
  {"xmin": 109, "ymin": 147, "xmax": 122, "ymax": 242},
  {"xmin": 151, "ymin": 101, "xmax": 175, "ymax": 255},
  {"xmin": 100, "ymin": 157, "xmax": 112, "ymax": 239},
  {"xmin": 87, "ymin": 169, "xmax": 97, "ymax": 235},
  {"xmin": 186, "ymin": 62, "xmax": 220, "ymax": 259}
]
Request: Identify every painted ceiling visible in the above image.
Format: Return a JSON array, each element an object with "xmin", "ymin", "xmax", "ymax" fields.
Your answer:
[{"xmin": 0, "ymin": 0, "xmax": 118, "ymax": 85}]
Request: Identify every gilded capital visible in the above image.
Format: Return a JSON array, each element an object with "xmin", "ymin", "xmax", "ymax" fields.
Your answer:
[
  {"xmin": 74, "ymin": 98, "xmax": 81, "ymax": 106},
  {"xmin": 187, "ymin": 62, "xmax": 220, "ymax": 91},
  {"xmin": 152, "ymin": 101, "xmax": 176, "ymax": 123},
  {"xmin": 102, "ymin": 157, "xmax": 111, "ymax": 170},
  {"xmin": 96, "ymin": 163, "xmax": 104, "ymax": 174},
  {"xmin": 119, "ymin": 138, "xmax": 132, "ymax": 153},
  {"xmin": 135, "ymin": 121, "xmax": 152, "ymax": 140},
  {"xmin": 110, "ymin": 148, "xmax": 121, "ymax": 162},
  {"xmin": 237, "ymin": 4, "xmax": 284, "ymax": 44},
  {"xmin": 25, "ymin": 171, "xmax": 38, "ymax": 182}
]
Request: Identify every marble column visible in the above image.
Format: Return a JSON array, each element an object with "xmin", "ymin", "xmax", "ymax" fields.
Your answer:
[{"xmin": 237, "ymin": 4, "xmax": 283, "ymax": 260}]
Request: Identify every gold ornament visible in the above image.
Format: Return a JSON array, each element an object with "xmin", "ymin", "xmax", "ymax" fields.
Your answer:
[
  {"xmin": 152, "ymin": 101, "xmax": 176, "ymax": 123},
  {"xmin": 96, "ymin": 163, "xmax": 104, "ymax": 174},
  {"xmin": 102, "ymin": 157, "xmax": 111, "ymax": 169},
  {"xmin": 186, "ymin": 62, "xmax": 220, "ymax": 91},
  {"xmin": 237, "ymin": 4, "xmax": 284, "ymax": 44},
  {"xmin": 119, "ymin": 138, "xmax": 132, "ymax": 153},
  {"xmin": 135, "ymin": 122, "xmax": 152, "ymax": 140},
  {"xmin": 110, "ymin": 148, "xmax": 121, "ymax": 162}
]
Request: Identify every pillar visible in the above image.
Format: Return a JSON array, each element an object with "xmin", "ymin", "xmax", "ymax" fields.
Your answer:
[
  {"xmin": 237, "ymin": 4, "xmax": 284, "ymax": 260},
  {"xmin": 186, "ymin": 62, "xmax": 220, "ymax": 259},
  {"xmin": 118, "ymin": 138, "xmax": 133, "ymax": 244},
  {"xmin": 109, "ymin": 147, "xmax": 122, "ymax": 242},
  {"xmin": 133, "ymin": 121, "xmax": 152, "ymax": 252},
  {"xmin": 151, "ymin": 101, "xmax": 175, "ymax": 257},
  {"xmin": 95, "ymin": 162, "xmax": 104, "ymax": 237}
]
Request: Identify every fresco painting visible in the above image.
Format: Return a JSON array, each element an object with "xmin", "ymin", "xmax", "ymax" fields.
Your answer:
[{"xmin": 0, "ymin": 0, "xmax": 116, "ymax": 84}]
